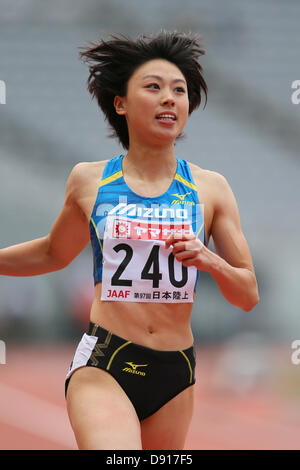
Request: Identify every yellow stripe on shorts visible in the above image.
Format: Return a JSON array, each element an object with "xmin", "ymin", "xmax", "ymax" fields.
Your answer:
[
  {"xmin": 106, "ymin": 341, "xmax": 132, "ymax": 371},
  {"xmin": 179, "ymin": 350, "xmax": 193, "ymax": 384}
]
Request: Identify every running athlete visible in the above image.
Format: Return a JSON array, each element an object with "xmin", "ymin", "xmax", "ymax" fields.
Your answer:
[{"xmin": 0, "ymin": 31, "xmax": 259, "ymax": 450}]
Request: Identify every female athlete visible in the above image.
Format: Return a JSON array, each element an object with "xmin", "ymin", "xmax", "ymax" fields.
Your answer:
[{"xmin": 0, "ymin": 31, "xmax": 259, "ymax": 450}]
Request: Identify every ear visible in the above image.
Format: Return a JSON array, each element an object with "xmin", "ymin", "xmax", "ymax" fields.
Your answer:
[{"xmin": 114, "ymin": 95, "xmax": 127, "ymax": 116}]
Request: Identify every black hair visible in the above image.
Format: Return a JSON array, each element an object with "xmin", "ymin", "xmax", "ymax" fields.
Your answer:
[{"xmin": 79, "ymin": 30, "xmax": 207, "ymax": 150}]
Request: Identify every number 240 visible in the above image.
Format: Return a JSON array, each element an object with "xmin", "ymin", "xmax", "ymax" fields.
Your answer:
[{"xmin": 111, "ymin": 243, "xmax": 188, "ymax": 289}]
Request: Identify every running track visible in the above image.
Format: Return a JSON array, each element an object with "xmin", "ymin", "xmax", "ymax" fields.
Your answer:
[{"xmin": 0, "ymin": 344, "xmax": 299, "ymax": 450}]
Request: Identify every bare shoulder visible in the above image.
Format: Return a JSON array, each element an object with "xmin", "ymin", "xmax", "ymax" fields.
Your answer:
[
  {"xmin": 188, "ymin": 161, "xmax": 230, "ymax": 204},
  {"xmin": 68, "ymin": 160, "xmax": 108, "ymax": 187},
  {"xmin": 189, "ymin": 162, "xmax": 243, "ymax": 230},
  {"xmin": 66, "ymin": 160, "xmax": 109, "ymax": 199},
  {"xmin": 188, "ymin": 161, "xmax": 226, "ymax": 183}
]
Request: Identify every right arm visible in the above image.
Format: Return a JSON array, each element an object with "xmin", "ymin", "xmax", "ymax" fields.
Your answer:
[{"xmin": 0, "ymin": 163, "xmax": 91, "ymax": 277}]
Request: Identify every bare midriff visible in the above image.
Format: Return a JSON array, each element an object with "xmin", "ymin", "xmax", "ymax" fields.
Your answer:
[{"xmin": 89, "ymin": 282, "xmax": 195, "ymax": 351}]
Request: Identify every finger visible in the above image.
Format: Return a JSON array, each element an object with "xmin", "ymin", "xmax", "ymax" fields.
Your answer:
[
  {"xmin": 182, "ymin": 257, "xmax": 198, "ymax": 267},
  {"xmin": 165, "ymin": 235, "xmax": 173, "ymax": 249},
  {"xmin": 172, "ymin": 242, "xmax": 187, "ymax": 254},
  {"xmin": 173, "ymin": 238, "xmax": 203, "ymax": 254},
  {"xmin": 165, "ymin": 232, "xmax": 181, "ymax": 248},
  {"xmin": 175, "ymin": 250, "xmax": 198, "ymax": 261},
  {"xmin": 165, "ymin": 231, "xmax": 195, "ymax": 248}
]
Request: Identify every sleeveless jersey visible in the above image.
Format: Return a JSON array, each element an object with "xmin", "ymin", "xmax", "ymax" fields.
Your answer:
[{"xmin": 89, "ymin": 154, "xmax": 206, "ymax": 303}]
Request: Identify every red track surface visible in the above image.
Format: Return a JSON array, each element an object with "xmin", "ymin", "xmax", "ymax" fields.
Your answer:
[{"xmin": 0, "ymin": 343, "xmax": 299, "ymax": 450}]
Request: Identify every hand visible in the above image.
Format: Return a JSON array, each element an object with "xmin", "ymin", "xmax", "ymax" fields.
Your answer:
[{"xmin": 165, "ymin": 231, "xmax": 211, "ymax": 272}]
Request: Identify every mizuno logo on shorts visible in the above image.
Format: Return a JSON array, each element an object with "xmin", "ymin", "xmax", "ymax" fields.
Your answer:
[{"xmin": 122, "ymin": 361, "xmax": 148, "ymax": 376}]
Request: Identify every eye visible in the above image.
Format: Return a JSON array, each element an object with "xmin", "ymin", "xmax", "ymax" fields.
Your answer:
[
  {"xmin": 175, "ymin": 86, "xmax": 186, "ymax": 93},
  {"xmin": 146, "ymin": 83, "xmax": 160, "ymax": 89}
]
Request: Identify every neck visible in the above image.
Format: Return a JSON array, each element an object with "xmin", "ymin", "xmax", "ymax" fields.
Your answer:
[{"xmin": 123, "ymin": 140, "xmax": 177, "ymax": 182}]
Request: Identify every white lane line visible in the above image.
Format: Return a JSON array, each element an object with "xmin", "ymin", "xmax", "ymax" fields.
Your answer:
[{"xmin": 0, "ymin": 383, "xmax": 77, "ymax": 449}]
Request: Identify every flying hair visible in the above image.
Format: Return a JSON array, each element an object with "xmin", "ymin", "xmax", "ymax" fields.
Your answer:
[{"xmin": 78, "ymin": 30, "xmax": 208, "ymax": 149}]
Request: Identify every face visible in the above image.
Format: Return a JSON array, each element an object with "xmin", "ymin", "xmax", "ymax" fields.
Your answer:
[{"xmin": 114, "ymin": 58, "xmax": 189, "ymax": 147}]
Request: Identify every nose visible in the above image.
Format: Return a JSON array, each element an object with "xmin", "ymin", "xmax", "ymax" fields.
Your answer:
[{"xmin": 161, "ymin": 96, "xmax": 175, "ymax": 107}]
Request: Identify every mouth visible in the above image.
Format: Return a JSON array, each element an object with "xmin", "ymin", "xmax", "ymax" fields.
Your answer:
[{"xmin": 155, "ymin": 112, "xmax": 177, "ymax": 121}]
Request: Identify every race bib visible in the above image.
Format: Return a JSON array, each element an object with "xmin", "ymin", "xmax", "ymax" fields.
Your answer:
[{"xmin": 101, "ymin": 216, "xmax": 197, "ymax": 303}]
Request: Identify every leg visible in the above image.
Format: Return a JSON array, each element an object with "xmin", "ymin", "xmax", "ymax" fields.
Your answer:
[
  {"xmin": 140, "ymin": 384, "xmax": 195, "ymax": 450},
  {"xmin": 66, "ymin": 366, "xmax": 142, "ymax": 450}
]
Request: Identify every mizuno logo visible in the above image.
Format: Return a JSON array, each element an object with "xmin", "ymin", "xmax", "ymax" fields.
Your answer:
[
  {"xmin": 109, "ymin": 203, "xmax": 187, "ymax": 219},
  {"xmin": 170, "ymin": 192, "xmax": 195, "ymax": 206},
  {"xmin": 122, "ymin": 361, "xmax": 148, "ymax": 376},
  {"xmin": 171, "ymin": 192, "xmax": 192, "ymax": 200},
  {"xmin": 125, "ymin": 362, "xmax": 148, "ymax": 370}
]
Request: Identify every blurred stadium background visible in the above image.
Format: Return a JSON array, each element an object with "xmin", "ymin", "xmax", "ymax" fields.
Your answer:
[{"xmin": 1, "ymin": 0, "xmax": 300, "ymax": 450}]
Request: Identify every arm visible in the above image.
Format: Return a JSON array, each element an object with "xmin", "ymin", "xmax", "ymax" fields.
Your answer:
[
  {"xmin": 165, "ymin": 172, "xmax": 259, "ymax": 312},
  {"xmin": 207, "ymin": 173, "xmax": 259, "ymax": 311},
  {"xmin": 0, "ymin": 163, "xmax": 90, "ymax": 277}
]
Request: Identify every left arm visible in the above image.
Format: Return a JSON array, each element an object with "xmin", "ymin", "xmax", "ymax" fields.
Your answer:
[{"xmin": 165, "ymin": 172, "xmax": 259, "ymax": 312}]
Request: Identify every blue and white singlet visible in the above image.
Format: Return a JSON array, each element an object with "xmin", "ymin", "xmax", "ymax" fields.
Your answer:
[{"xmin": 89, "ymin": 154, "xmax": 206, "ymax": 303}]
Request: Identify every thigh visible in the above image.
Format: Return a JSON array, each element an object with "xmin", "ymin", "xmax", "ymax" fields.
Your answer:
[
  {"xmin": 66, "ymin": 366, "xmax": 142, "ymax": 450},
  {"xmin": 140, "ymin": 384, "xmax": 195, "ymax": 450}
]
